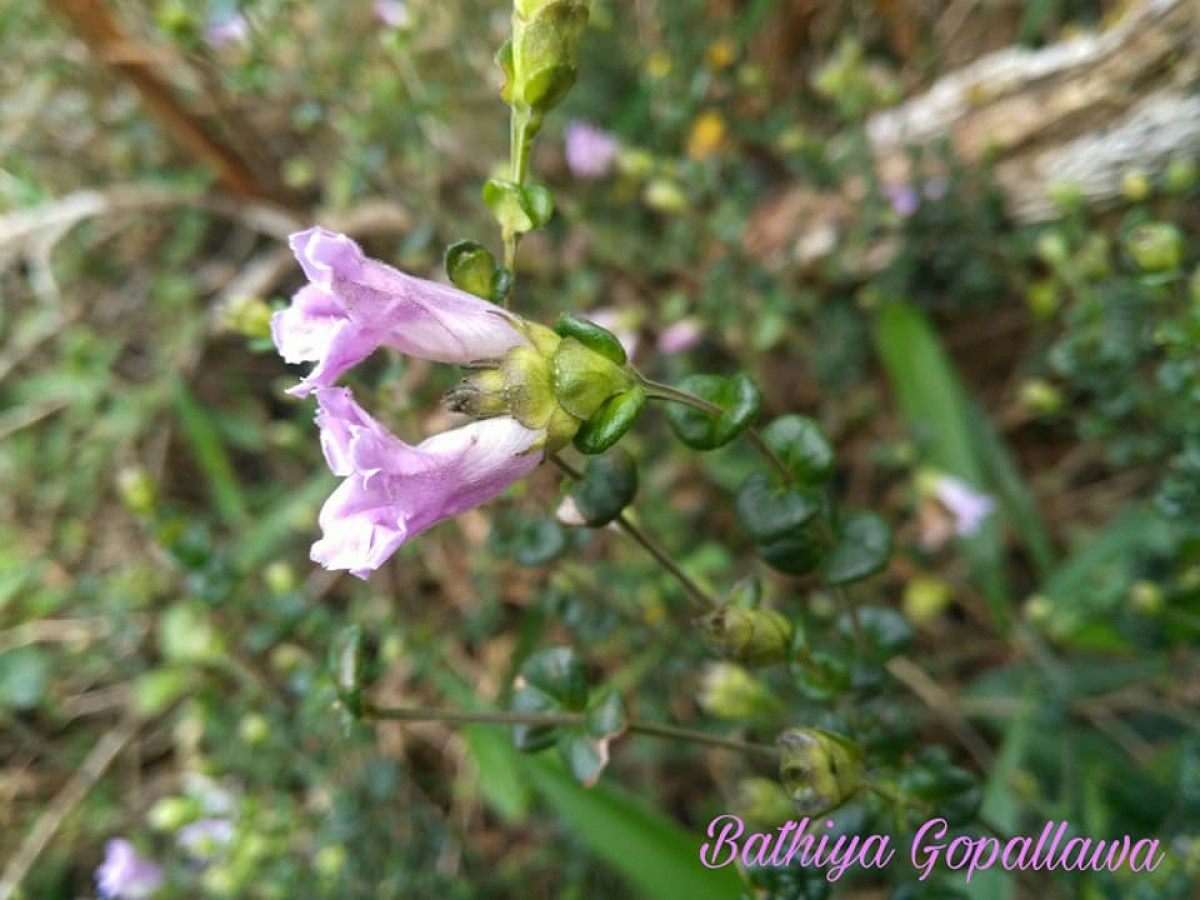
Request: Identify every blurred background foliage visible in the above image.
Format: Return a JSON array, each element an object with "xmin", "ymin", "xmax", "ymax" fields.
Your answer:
[{"xmin": 1, "ymin": 0, "xmax": 1198, "ymax": 897}]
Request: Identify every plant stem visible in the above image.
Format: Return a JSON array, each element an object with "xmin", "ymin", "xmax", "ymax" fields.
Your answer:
[
  {"xmin": 502, "ymin": 110, "xmax": 535, "ymax": 306},
  {"xmin": 551, "ymin": 455, "xmax": 715, "ymax": 608},
  {"xmin": 639, "ymin": 378, "xmax": 793, "ymax": 484},
  {"xmin": 361, "ymin": 702, "xmax": 777, "ymax": 758}
]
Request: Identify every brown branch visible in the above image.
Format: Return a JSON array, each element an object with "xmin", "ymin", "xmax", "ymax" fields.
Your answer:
[{"xmin": 44, "ymin": 0, "xmax": 299, "ymax": 210}]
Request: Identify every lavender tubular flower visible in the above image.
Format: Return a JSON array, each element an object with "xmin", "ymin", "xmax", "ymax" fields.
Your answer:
[
  {"xmin": 96, "ymin": 839, "xmax": 164, "ymax": 899},
  {"xmin": 310, "ymin": 388, "xmax": 542, "ymax": 578},
  {"xmin": 933, "ymin": 474, "xmax": 995, "ymax": 537},
  {"xmin": 274, "ymin": 228, "xmax": 642, "ymax": 577},
  {"xmin": 272, "ymin": 227, "xmax": 528, "ymax": 396}
]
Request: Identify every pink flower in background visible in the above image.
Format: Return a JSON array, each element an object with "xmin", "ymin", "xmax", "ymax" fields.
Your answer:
[
  {"xmin": 373, "ymin": 0, "xmax": 410, "ymax": 28},
  {"xmin": 203, "ymin": 13, "xmax": 248, "ymax": 50},
  {"xmin": 657, "ymin": 318, "xmax": 703, "ymax": 355},
  {"xmin": 564, "ymin": 121, "xmax": 620, "ymax": 179},
  {"xmin": 932, "ymin": 474, "xmax": 995, "ymax": 537},
  {"xmin": 311, "ymin": 387, "xmax": 543, "ymax": 578},
  {"xmin": 272, "ymin": 228, "xmax": 527, "ymax": 396},
  {"xmin": 96, "ymin": 840, "xmax": 164, "ymax": 899}
]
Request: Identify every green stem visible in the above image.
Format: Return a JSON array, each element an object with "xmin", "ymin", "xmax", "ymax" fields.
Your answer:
[
  {"xmin": 552, "ymin": 455, "xmax": 715, "ymax": 608},
  {"xmin": 361, "ymin": 702, "xmax": 776, "ymax": 757},
  {"xmin": 640, "ymin": 378, "xmax": 793, "ymax": 484},
  {"xmin": 502, "ymin": 109, "xmax": 536, "ymax": 307}
]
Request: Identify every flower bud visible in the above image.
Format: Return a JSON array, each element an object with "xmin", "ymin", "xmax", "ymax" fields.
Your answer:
[
  {"xmin": 697, "ymin": 663, "xmax": 778, "ymax": 720},
  {"xmin": 777, "ymin": 727, "xmax": 863, "ymax": 817},
  {"xmin": 507, "ymin": 1, "xmax": 590, "ymax": 121},
  {"xmin": 1019, "ymin": 378, "xmax": 1064, "ymax": 415},
  {"xmin": 733, "ymin": 777, "xmax": 795, "ymax": 828},
  {"xmin": 1035, "ymin": 231, "xmax": 1070, "ymax": 267},
  {"xmin": 1126, "ymin": 222, "xmax": 1184, "ymax": 272},
  {"xmin": 902, "ymin": 576, "xmax": 951, "ymax": 625},
  {"xmin": 1121, "ymin": 169, "xmax": 1151, "ymax": 202},
  {"xmin": 1129, "ymin": 580, "xmax": 1163, "ymax": 615},
  {"xmin": 1025, "ymin": 278, "xmax": 1061, "ymax": 319},
  {"xmin": 700, "ymin": 605, "xmax": 793, "ymax": 667},
  {"xmin": 221, "ymin": 294, "xmax": 274, "ymax": 339},
  {"xmin": 117, "ymin": 466, "xmax": 157, "ymax": 515},
  {"xmin": 1164, "ymin": 157, "xmax": 1197, "ymax": 194},
  {"xmin": 643, "ymin": 179, "xmax": 689, "ymax": 213},
  {"xmin": 1023, "ymin": 593, "xmax": 1052, "ymax": 624}
]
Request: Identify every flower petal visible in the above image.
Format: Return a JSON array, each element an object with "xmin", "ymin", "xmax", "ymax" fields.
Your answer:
[
  {"xmin": 96, "ymin": 839, "xmax": 164, "ymax": 900},
  {"xmin": 310, "ymin": 388, "xmax": 543, "ymax": 578},
  {"xmin": 278, "ymin": 228, "xmax": 525, "ymax": 394}
]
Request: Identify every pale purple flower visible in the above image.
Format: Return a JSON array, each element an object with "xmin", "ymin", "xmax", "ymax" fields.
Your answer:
[
  {"xmin": 310, "ymin": 387, "xmax": 543, "ymax": 578},
  {"xmin": 923, "ymin": 178, "xmax": 948, "ymax": 201},
  {"xmin": 176, "ymin": 819, "xmax": 234, "ymax": 858},
  {"xmin": 373, "ymin": 0, "xmax": 410, "ymax": 28},
  {"xmin": 933, "ymin": 474, "xmax": 995, "ymax": 537},
  {"xmin": 96, "ymin": 839, "xmax": 164, "ymax": 899},
  {"xmin": 564, "ymin": 121, "xmax": 620, "ymax": 179},
  {"xmin": 203, "ymin": 13, "xmax": 248, "ymax": 50},
  {"xmin": 885, "ymin": 183, "xmax": 920, "ymax": 217},
  {"xmin": 272, "ymin": 228, "xmax": 527, "ymax": 397},
  {"xmin": 657, "ymin": 318, "xmax": 703, "ymax": 355}
]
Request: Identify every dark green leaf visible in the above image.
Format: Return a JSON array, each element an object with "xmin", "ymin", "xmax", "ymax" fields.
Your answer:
[
  {"xmin": 822, "ymin": 511, "xmax": 891, "ymax": 586},
  {"xmin": 839, "ymin": 605, "xmax": 913, "ymax": 659},
  {"xmin": 757, "ymin": 528, "xmax": 824, "ymax": 577},
  {"xmin": 560, "ymin": 731, "xmax": 608, "ymax": 786},
  {"xmin": 520, "ymin": 646, "xmax": 588, "ymax": 710},
  {"xmin": 512, "ymin": 517, "xmax": 567, "ymax": 566},
  {"xmin": 483, "ymin": 178, "xmax": 534, "ymax": 233},
  {"xmin": 761, "ymin": 415, "xmax": 835, "ymax": 484},
  {"xmin": 585, "ymin": 690, "xmax": 628, "ymax": 739},
  {"xmin": 663, "ymin": 373, "xmax": 761, "ymax": 451},
  {"xmin": 736, "ymin": 472, "xmax": 821, "ymax": 543},
  {"xmin": 523, "ymin": 183, "xmax": 555, "ymax": 229},
  {"xmin": 567, "ymin": 449, "xmax": 638, "ymax": 526},
  {"xmin": 511, "ymin": 686, "xmax": 563, "ymax": 752}
]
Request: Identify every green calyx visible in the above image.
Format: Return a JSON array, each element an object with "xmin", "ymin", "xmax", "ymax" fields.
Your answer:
[
  {"xmin": 445, "ymin": 319, "xmax": 641, "ymax": 454},
  {"xmin": 777, "ymin": 727, "xmax": 864, "ymax": 817},
  {"xmin": 700, "ymin": 605, "xmax": 794, "ymax": 668}
]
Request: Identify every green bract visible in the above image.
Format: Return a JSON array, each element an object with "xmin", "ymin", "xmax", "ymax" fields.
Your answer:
[
  {"xmin": 777, "ymin": 727, "xmax": 864, "ymax": 817},
  {"xmin": 572, "ymin": 388, "xmax": 645, "ymax": 454},
  {"xmin": 664, "ymin": 373, "xmax": 761, "ymax": 451}
]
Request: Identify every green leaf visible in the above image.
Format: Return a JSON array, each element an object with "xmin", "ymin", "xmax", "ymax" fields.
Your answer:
[
  {"xmin": 523, "ymin": 183, "xmax": 555, "ymax": 229},
  {"xmin": 573, "ymin": 388, "xmax": 645, "ymax": 455},
  {"xmin": 511, "ymin": 685, "xmax": 563, "ymax": 752},
  {"xmin": 585, "ymin": 690, "xmax": 628, "ymax": 739},
  {"xmin": 524, "ymin": 756, "xmax": 744, "ymax": 900},
  {"xmin": 512, "ymin": 517, "xmax": 567, "ymax": 566},
  {"xmin": 560, "ymin": 731, "xmax": 608, "ymax": 787},
  {"xmin": 444, "ymin": 240, "xmax": 498, "ymax": 300},
  {"xmin": 568, "ymin": 449, "xmax": 638, "ymax": 526},
  {"xmin": 0, "ymin": 645, "xmax": 51, "ymax": 711},
  {"xmin": 554, "ymin": 312, "xmax": 627, "ymax": 365},
  {"xmin": 735, "ymin": 472, "xmax": 821, "ymax": 543},
  {"xmin": 839, "ymin": 605, "xmax": 913, "ymax": 659},
  {"xmin": 822, "ymin": 511, "xmax": 891, "ymax": 586},
  {"xmin": 329, "ymin": 624, "xmax": 367, "ymax": 714},
  {"xmin": 663, "ymin": 373, "xmax": 761, "ymax": 451},
  {"xmin": 520, "ymin": 646, "xmax": 588, "ymax": 710},
  {"xmin": 133, "ymin": 667, "xmax": 191, "ymax": 716},
  {"xmin": 761, "ymin": 415, "xmax": 834, "ymax": 484},
  {"xmin": 874, "ymin": 302, "xmax": 1009, "ymax": 628},
  {"xmin": 483, "ymin": 178, "xmax": 534, "ymax": 233},
  {"xmin": 757, "ymin": 529, "xmax": 824, "ymax": 577},
  {"xmin": 170, "ymin": 377, "xmax": 246, "ymax": 526}
]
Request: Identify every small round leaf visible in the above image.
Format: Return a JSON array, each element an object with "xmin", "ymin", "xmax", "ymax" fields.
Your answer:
[
  {"xmin": 664, "ymin": 373, "xmax": 762, "ymax": 451},
  {"xmin": 568, "ymin": 449, "xmax": 638, "ymax": 526},
  {"xmin": 821, "ymin": 511, "xmax": 892, "ymax": 586},
  {"xmin": 736, "ymin": 472, "xmax": 821, "ymax": 543},
  {"xmin": 761, "ymin": 415, "xmax": 834, "ymax": 484}
]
